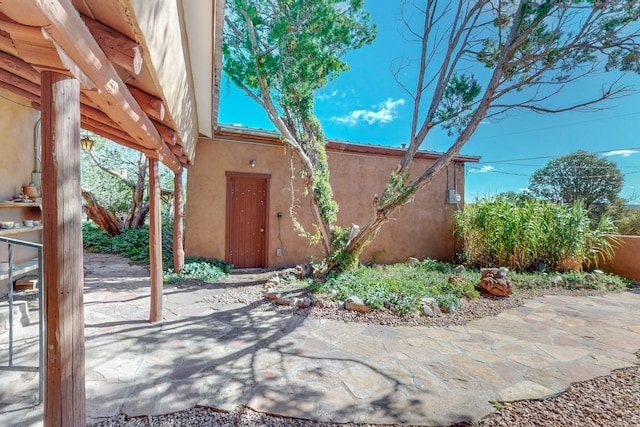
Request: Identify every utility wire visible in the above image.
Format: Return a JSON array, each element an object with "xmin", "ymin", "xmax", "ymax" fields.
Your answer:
[
  {"xmin": 480, "ymin": 147, "xmax": 640, "ymax": 164},
  {"xmin": 471, "ymin": 111, "xmax": 640, "ymax": 142}
]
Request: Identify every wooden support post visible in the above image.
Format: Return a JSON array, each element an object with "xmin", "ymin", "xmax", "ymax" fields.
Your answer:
[
  {"xmin": 41, "ymin": 71, "xmax": 85, "ymax": 427},
  {"xmin": 173, "ymin": 169, "xmax": 185, "ymax": 273},
  {"xmin": 148, "ymin": 158, "xmax": 163, "ymax": 322}
]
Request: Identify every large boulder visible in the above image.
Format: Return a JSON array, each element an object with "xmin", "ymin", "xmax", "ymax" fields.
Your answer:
[{"xmin": 480, "ymin": 267, "xmax": 513, "ymax": 297}]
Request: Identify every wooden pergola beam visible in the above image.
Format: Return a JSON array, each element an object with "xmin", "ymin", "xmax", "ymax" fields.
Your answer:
[
  {"xmin": 80, "ymin": 13, "xmax": 142, "ymax": 75},
  {"xmin": 0, "ymin": 0, "xmax": 182, "ymax": 172},
  {"xmin": 80, "ymin": 117, "xmax": 159, "ymax": 159},
  {"xmin": 0, "ymin": 65, "xmax": 177, "ymax": 153},
  {"xmin": 0, "ymin": 50, "xmax": 40, "ymax": 83},
  {"xmin": 128, "ymin": 86, "xmax": 165, "ymax": 122}
]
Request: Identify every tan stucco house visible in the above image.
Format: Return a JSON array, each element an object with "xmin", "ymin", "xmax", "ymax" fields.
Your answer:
[{"xmin": 185, "ymin": 125, "xmax": 480, "ymax": 269}]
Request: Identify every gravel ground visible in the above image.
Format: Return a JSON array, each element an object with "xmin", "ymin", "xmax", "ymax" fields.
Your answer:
[
  {"xmin": 91, "ymin": 275, "xmax": 639, "ymax": 427},
  {"xmin": 91, "ymin": 362, "xmax": 640, "ymax": 426}
]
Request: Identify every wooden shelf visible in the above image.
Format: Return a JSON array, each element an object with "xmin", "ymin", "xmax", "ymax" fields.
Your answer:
[
  {"xmin": 0, "ymin": 226, "xmax": 43, "ymax": 237},
  {"xmin": 0, "ymin": 202, "xmax": 41, "ymax": 209}
]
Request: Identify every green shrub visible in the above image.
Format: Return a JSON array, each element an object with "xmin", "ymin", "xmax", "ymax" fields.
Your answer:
[
  {"xmin": 455, "ymin": 196, "xmax": 618, "ymax": 272},
  {"xmin": 163, "ymin": 258, "xmax": 232, "ymax": 284},
  {"xmin": 306, "ymin": 259, "xmax": 627, "ymax": 316},
  {"xmin": 82, "ymin": 221, "xmax": 174, "ymax": 265},
  {"xmin": 312, "ymin": 263, "xmax": 479, "ymax": 315},
  {"xmin": 83, "ymin": 223, "xmax": 233, "ymax": 283}
]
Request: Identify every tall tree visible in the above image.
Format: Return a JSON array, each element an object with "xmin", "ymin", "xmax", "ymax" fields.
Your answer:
[
  {"xmin": 529, "ymin": 151, "xmax": 623, "ymax": 209},
  {"xmin": 224, "ymin": 0, "xmax": 640, "ymax": 272},
  {"xmin": 223, "ymin": 0, "xmax": 376, "ymax": 259},
  {"xmin": 80, "ymin": 133, "xmax": 175, "ymax": 230}
]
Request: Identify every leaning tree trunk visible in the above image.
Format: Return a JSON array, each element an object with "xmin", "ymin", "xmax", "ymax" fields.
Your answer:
[
  {"xmin": 124, "ymin": 158, "xmax": 148, "ymax": 228},
  {"xmin": 129, "ymin": 203, "xmax": 150, "ymax": 228},
  {"xmin": 82, "ymin": 189, "xmax": 121, "ymax": 236}
]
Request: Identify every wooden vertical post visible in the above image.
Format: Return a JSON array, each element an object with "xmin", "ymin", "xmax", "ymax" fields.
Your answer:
[
  {"xmin": 41, "ymin": 71, "xmax": 86, "ymax": 426},
  {"xmin": 148, "ymin": 158, "xmax": 163, "ymax": 322},
  {"xmin": 173, "ymin": 169, "xmax": 185, "ymax": 273}
]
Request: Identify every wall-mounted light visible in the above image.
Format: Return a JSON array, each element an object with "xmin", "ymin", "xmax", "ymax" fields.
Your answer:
[
  {"xmin": 81, "ymin": 136, "xmax": 94, "ymax": 152},
  {"xmin": 249, "ymin": 159, "xmax": 256, "ymax": 167}
]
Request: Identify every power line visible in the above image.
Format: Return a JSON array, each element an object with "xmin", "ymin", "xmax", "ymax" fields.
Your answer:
[
  {"xmin": 480, "ymin": 148, "xmax": 640, "ymax": 164},
  {"xmin": 471, "ymin": 111, "xmax": 640, "ymax": 142}
]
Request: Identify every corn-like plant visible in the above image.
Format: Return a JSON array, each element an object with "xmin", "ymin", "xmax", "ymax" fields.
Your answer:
[{"xmin": 455, "ymin": 196, "xmax": 618, "ymax": 272}]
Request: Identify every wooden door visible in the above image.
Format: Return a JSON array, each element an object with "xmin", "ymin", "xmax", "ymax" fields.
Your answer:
[{"xmin": 226, "ymin": 173, "xmax": 270, "ymax": 268}]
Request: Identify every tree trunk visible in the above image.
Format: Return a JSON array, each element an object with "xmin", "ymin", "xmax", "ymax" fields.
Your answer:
[
  {"xmin": 82, "ymin": 189, "xmax": 121, "ymax": 236},
  {"xmin": 129, "ymin": 203, "xmax": 149, "ymax": 228},
  {"xmin": 124, "ymin": 154, "xmax": 148, "ymax": 228}
]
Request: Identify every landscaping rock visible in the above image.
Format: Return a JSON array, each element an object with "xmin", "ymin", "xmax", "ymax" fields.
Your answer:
[
  {"xmin": 316, "ymin": 299, "xmax": 338, "ymax": 309},
  {"xmin": 420, "ymin": 297, "xmax": 442, "ymax": 316},
  {"xmin": 421, "ymin": 305, "xmax": 435, "ymax": 317},
  {"xmin": 295, "ymin": 263, "xmax": 312, "ymax": 279},
  {"xmin": 263, "ymin": 280, "xmax": 279, "ymax": 290},
  {"xmin": 480, "ymin": 267, "xmax": 513, "ymax": 297},
  {"xmin": 296, "ymin": 297, "xmax": 312, "ymax": 309},
  {"xmin": 345, "ymin": 296, "xmax": 371, "ymax": 313},
  {"xmin": 550, "ymin": 276, "xmax": 564, "ymax": 287},
  {"xmin": 263, "ymin": 289, "xmax": 280, "ymax": 300},
  {"xmin": 275, "ymin": 297, "xmax": 291, "ymax": 306},
  {"xmin": 406, "ymin": 257, "xmax": 419, "ymax": 266},
  {"xmin": 269, "ymin": 275, "xmax": 281, "ymax": 285},
  {"xmin": 593, "ymin": 269, "xmax": 604, "ymax": 275},
  {"xmin": 448, "ymin": 274, "xmax": 467, "ymax": 286}
]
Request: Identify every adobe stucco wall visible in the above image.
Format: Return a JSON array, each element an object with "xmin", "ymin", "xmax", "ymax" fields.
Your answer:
[
  {"xmin": 600, "ymin": 235, "xmax": 640, "ymax": 281},
  {"xmin": 185, "ymin": 135, "xmax": 466, "ymax": 268},
  {"xmin": 0, "ymin": 94, "xmax": 40, "ymax": 201}
]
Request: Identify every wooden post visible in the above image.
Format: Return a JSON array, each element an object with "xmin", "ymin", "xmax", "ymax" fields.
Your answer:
[
  {"xmin": 173, "ymin": 169, "xmax": 185, "ymax": 273},
  {"xmin": 41, "ymin": 71, "xmax": 85, "ymax": 426},
  {"xmin": 148, "ymin": 158, "xmax": 163, "ymax": 322}
]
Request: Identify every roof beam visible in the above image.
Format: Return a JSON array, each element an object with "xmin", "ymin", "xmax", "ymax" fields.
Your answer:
[
  {"xmin": 0, "ymin": 0, "xmax": 182, "ymax": 172},
  {"xmin": 80, "ymin": 13, "xmax": 143, "ymax": 75}
]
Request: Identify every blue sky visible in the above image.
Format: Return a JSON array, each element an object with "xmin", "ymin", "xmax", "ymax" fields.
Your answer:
[{"xmin": 218, "ymin": 1, "xmax": 640, "ymax": 202}]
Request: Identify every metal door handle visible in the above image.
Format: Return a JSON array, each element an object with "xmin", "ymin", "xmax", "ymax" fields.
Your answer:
[{"xmin": 260, "ymin": 228, "xmax": 264, "ymax": 232}]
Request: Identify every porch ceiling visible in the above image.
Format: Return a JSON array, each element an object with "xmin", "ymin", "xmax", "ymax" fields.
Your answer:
[{"xmin": 0, "ymin": 0, "xmax": 210, "ymax": 172}]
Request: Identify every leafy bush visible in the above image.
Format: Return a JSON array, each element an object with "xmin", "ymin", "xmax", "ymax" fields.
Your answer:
[
  {"xmin": 306, "ymin": 259, "xmax": 627, "ymax": 316},
  {"xmin": 311, "ymin": 264, "xmax": 479, "ymax": 314},
  {"xmin": 455, "ymin": 196, "xmax": 618, "ymax": 272},
  {"xmin": 83, "ymin": 221, "xmax": 174, "ymax": 264},
  {"xmin": 181, "ymin": 257, "xmax": 233, "ymax": 275},
  {"xmin": 83, "ymin": 222, "xmax": 232, "ymax": 283},
  {"xmin": 163, "ymin": 258, "xmax": 232, "ymax": 284}
]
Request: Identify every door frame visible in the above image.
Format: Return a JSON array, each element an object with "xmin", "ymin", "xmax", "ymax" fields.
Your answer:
[{"xmin": 225, "ymin": 172, "xmax": 271, "ymax": 268}]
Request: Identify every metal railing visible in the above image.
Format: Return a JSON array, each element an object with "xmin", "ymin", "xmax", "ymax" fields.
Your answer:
[{"xmin": 0, "ymin": 235, "xmax": 44, "ymax": 404}]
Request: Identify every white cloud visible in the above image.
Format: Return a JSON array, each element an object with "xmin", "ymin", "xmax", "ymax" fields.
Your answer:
[
  {"xmin": 316, "ymin": 90, "xmax": 339, "ymax": 101},
  {"xmin": 602, "ymin": 149, "xmax": 639, "ymax": 157},
  {"xmin": 469, "ymin": 165, "xmax": 495, "ymax": 173},
  {"xmin": 333, "ymin": 98, "xmax": 405, "ymax": 126}
]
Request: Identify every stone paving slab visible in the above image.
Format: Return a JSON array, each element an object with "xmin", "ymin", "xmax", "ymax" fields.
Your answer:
[{"xmin": 1, "ymin": 253, "xmax": 640, "ymax": 426}]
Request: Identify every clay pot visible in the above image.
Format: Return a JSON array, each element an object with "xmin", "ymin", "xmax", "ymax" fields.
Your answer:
[{"xmin": 23, "ymin": 184, "xmax": 38, "ymax": 199}]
